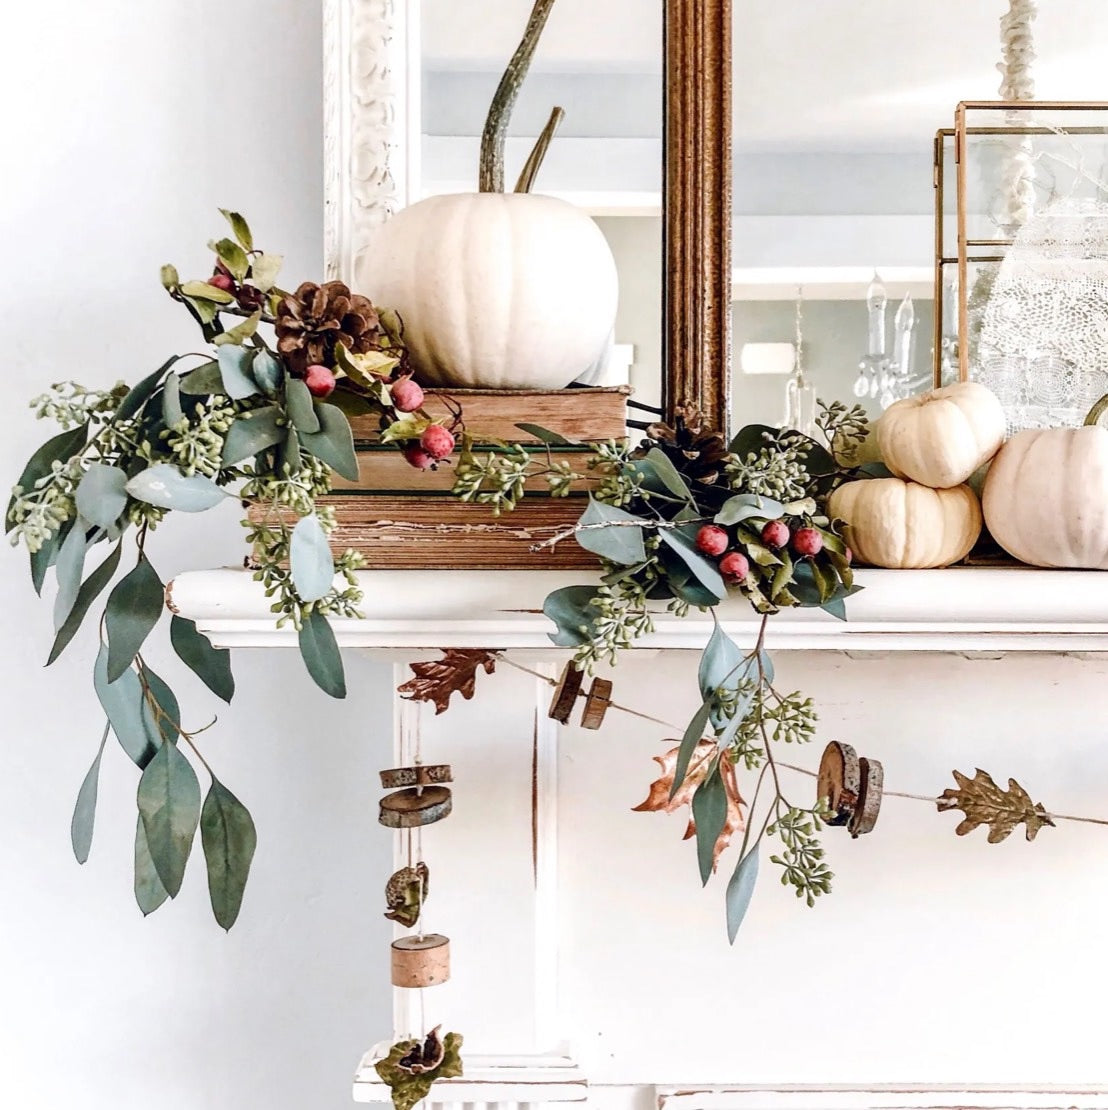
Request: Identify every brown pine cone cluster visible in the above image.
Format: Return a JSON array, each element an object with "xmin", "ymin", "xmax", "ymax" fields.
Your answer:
[
  {"xmin": 644, "ymin": 404, "xmax": 730, "ymax": 485},
  {"xmin": 275, "ymin": 280, "xmax": 383, "ymax": 375}
]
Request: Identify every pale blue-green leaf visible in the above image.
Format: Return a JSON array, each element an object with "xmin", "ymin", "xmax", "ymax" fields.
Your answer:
[
  {"xmin": 134, "ymin": 815, "xmax": 170, "ymax": 916},
  {"xmin": 53, "ymin": 522, "xmax": 89, "ymax": 632},
  {"xmin": 104, "ymin": 557, "xmax": 164, "ymax": 682},
  {"xmin": 285, "ymin": 378, "xmax": 320, "ymax": 433},
  {"xmin": 30, "ymin": 524, "xmax": 65, "ymax": 596},
  {"xmin": 47, "ymin": 541, "xmax": 122, "ymax": 665},
  {"xmin": 219, "ymin": 208, "xmax": 254, "ymax": 252},
  {"xmin": 170, "ymin": 616, "xmax": 234, "ymax": 702},
  {"xmin": 75, "ymin": 463, "xmax": 128, "ymax": 530},
  {"xmin": 726, "ymin": 847, "xmax": 760, "ymax": 943},
  {"xmin": 70, "ymin": 723, "xmax": 109, "ymax": 864},
  {"xmin": 573, "ymin": 499, "xmax": 646, "ymax": 566},
  {"xmin": 201, "ymin": 779, "xmax": 257, "ymax": 930},
  {"xmin": 671, "ymin": 699, "xmax": 713, "ymax": 801},
  {"xmin": 299, "ymin": 403, "xmax": 358, "ymax": 481},
  {"xmin": 137, "ymin": 741, "xmax": 201, "ymax": 897},
  {"xmin": 217, "ymin": 345, "xmax": 259, "ymax": 400},
  {"xmin": 715, "ymin": 493, "xmax": 786, "ymax": 526},
  {"xmin": 692, "ymin": 765, "xmax": 728, "ymax": 886},
  {"xmin": 139, "ymin": 662, "xmax": 181, "ymax": 747},
  {"xmin": 125, "ymin": 465, "xmax": 228, "ymax": 511},
  {"xmin": 179, "ymin": 360, "xmax": 223, "ymax": 395},
  {"xmin": 542, "ymin": 585, "xmax": 602, "ymax": 648},
  {"xmin": 698, "ymin": 619, "xmax": 746, "ymax": 703},
  {"xmin": 645, "ymin": 448, "xmax": 694, "ymax": 502},
  {"xmin": 298, "ymin": 609, "xmax": 346, "ymax": 698},
  {"xmin": 659, "ymin": 527, "xmax": 726, "ymax": 600},
  {"xmin": 162, "ymin": 371, "xmax": 183, "ymax": 426},
  {"xmin": 7, "ymin": 422, "xmax": 89, "ymax": 531},
  {"xmin": 290, "ymin": 514, "xmax": 335, "ymax": 602},
  {"xmin": 94, "ymin": 645, "xmax": 158, "ymax": 768},
  {"xmin": 220, "ymin": 406, "xmax": 283, "ymax": 466},
  {"xmin": 251, "ymin": 349, "xmax": 283, "ymax": 397}
]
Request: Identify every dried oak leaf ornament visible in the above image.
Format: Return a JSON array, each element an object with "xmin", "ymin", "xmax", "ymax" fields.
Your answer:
[
  {"xmin": 384, "ymin": 863, "xmax": 429, "ymax": 929},
  {"xmin": 634, "ymin": 740, "xmax": 745, "ymax": 871},
  {"xmin": 397, "ymin": 650, "xmax": 499, "ymax": 715},
  {"xmin": 374, "ymin": 1028, "xmax": 463, "ymax": 1110},
  {"xmin": 937, "ymin": 768, "xmax": 1055, "ymax": 844}
]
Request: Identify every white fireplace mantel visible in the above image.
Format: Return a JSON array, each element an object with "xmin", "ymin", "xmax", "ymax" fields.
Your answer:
[{"xmin": 167, "ymin": 566, "xmax": 1108, "ymax": 654}]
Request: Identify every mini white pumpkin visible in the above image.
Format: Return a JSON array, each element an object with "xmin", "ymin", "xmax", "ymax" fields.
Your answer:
[
  {"xmin": 828, "ymin": 478, "xmax": 982, "ymax": 569},
  {"xmin": 357, "ymin": 193, "xmax": 619, "ymax": 391},
  {"xmin": 877, "ymin": 381, "xmax": 1006, "ymax": 489},
  {"xmin": 983, "ymin": 425, "xmax": 1108, "ymax": 568}
]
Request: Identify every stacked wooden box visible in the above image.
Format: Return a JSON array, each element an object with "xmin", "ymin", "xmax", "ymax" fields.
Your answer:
[{"xmin": 319, "ymin": 386, "xmax": 631, "ymax": 570}]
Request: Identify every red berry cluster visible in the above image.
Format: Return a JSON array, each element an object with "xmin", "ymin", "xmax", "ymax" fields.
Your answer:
[{"xmin": 695, "ymin": 520, "xmax": 826, "ymax": 586}]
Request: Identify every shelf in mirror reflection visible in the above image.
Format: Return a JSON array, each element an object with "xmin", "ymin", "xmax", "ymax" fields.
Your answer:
[{"xmin": 732, "ymin": 266, "xmax": 933, "ymax": 302}]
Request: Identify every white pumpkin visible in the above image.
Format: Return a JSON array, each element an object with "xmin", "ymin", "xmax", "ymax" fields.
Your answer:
[
  {"xmin": 983, "ymin": 425, "xmax": 1108, "ymax": 568},
  {"xmin": 828, "ymin": 478, "xmax": 982, "ymax": 569},
  {"xmin": 877, "ymin": 381, "xmax": 1006, "ymax": 489},
  {"xmin": 357, "ymin": 193, "xmax": 619, "ymax": 390}
]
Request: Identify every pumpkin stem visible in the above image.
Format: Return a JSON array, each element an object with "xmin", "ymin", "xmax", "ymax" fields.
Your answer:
[
  {"xmin": 1085, "ymin": 394, "xmax": 1108, "ymax": 426},
  {"xmin": 479, "ymin": 0, "xmax": 558, "ymax": 193},
  {"xmin": 514, "ymin": 106, "xmax": 565, "ymax": 193}
]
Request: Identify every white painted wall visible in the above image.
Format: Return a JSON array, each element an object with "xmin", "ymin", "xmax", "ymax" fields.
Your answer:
[{"xmin": 0, "ymin": 3, "xmax": 392, "ymax": 1107}]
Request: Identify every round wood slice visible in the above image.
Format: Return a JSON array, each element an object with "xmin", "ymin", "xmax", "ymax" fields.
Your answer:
[
  {"xmin": 379, "ymin": 786, "xmax": 453, "ymax": 828},
  {"xmin": 379, "ymin": 764, "xmax": 453, "ymax": 790},
  {"xmin": 391, "ymin": 933, "xmax": 450, "ymax": 988},
  {"xmin": 548, "ymin": 661, "xmax": 584, "ymax": 723},
  {"xmin": 817, "ymin": 741, "xmax": 860, "ymax": 827},
  {"xmin": 580, "ymin": 677, "xmax": 613, "ymax": 730},
  {"xmin": 849, "ymin": 757, "xmax": 884, "ymax": 838}
]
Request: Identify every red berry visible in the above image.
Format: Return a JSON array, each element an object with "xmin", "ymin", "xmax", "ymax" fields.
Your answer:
[
  {"xmin": 208, "ymin": 272, "xmax": 235, "ymax": 292},
  {"xmin": 304, "ymin": 364, "xmax": 336, "ymax": 398},
  {"xmin": 695, "ymin": 524, "xmax": 729, "ymax": 556},
  {"xmin": 792, "ymin": 527, "xmax": 823, "ymax": 557},
  {"xmin": 420, "ymin": 424, "xmax": 455, "ymax": 461},
  {"xmin": 390, "ymin": 377, "xmax": 425, "ymax": 413},
  {"xmin": 761, "ymin": 520, "xmax": 790, "ymax": 549},
  {"xmin": 719, "ymin": 551, "xmax": 750, "ymax": 582},
  {"xmin": 402, "ymin": 444, "xmax": 435, "ymax": 470}
]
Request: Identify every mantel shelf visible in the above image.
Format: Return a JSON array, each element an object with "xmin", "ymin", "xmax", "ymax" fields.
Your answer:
[{"xmin": 167, "ymin": 567, "xmax": 1108, "ymax": 654}]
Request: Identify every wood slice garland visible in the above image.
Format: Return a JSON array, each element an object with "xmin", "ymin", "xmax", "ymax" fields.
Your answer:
[
  {"xmin": 580, "ymin": 677, "xmax": 613, "ymax": 730},
  {"xmin": 548, "ymin": 661, "xmax": 584, "ymax": 723},
  {"xmin": 379, "ymin": 764, "xmax": 453, "ymax": 789},
  {"xmin": 391, "ymin": 934, "xmax": 451, "ymax": 988},
  {"xmin": 816, "ymin": 741, "xmax": 883, "ymax": 837},
  {"xmin": 379, "ymin": 786, "xmax": 453, "ymax": 828},
  {"xmin": 851, "ymin": 756, "xmax": 884, "ymax": 838}
]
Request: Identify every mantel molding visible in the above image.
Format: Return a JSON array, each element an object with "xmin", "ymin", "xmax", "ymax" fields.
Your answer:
[{"xmin": 167, "ymin": 567, "xmax": 1108, "ymax": 653}]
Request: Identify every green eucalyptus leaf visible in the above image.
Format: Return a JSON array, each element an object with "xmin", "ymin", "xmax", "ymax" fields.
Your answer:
[
  {"xmin": 692, "ymin": 764, "xmax": 728, "ymax": 885},
  {"xmin": 671, "ymin": 699, "xmax": 712, "ymax": 800},
  {"xmin": 659, "ymin": 527, "xmax": 726, "ymax": 600},
  {"xmin": 217, "ymin": 345, "xmax": 259, "ymax": 400},
  {"xmin": 104, "ymin": 557, "xmax": 164, "ymax": 682},
  {"xmin": 645, "ymin": 448, "xmax": 694, "ymax": 502},
  {"xmin": 179, "ymin": 360, "xmax": 223, "ymax": 395},
  {"xmin": 285, "ymin": 378, "xmax": 320, "ymax": 433},
  {"xmin": 210, "ymin": 237, "xmax": 249, "ymax": 280},
  {"xmin": 249, "ymin": 252, "xmax": 282, "ymax": 292},
  {"xmin": 698, "ymin": 619, "xmax": 746, "ymax": 704},
  {"xmin": 53, "ymin": 522, "xmax": 90, "ymax": 632},
  {"xmin": 161, "ymin": 372, "xmax": 184, "ymax": 426},
  {"xmin": 47, "ymin": 541, "xmax": 123, "ymax": 666},
  {"xmin": 139, "ymin": 662, "xmax": 181, "ymax": 747},
  {"xmin": 278, "ymin": 426, "xmax": 302, "ymax": 473},
  {"xmin": 726, "ymin": 846, "xmax": 759, "ymax": 943},
  {"xmin": 137, "ymin": 740, "xmax": 201, "ymax": 897},
  {"xmin": 30, "ymin": 523, "xmax": 67, "ymax": 596},
  {"xmin": 170, "ymin": 615, "xmax": 234, "ymax": 702},
  {"xmin": 251, "ymin": 349, "xmax": 283, "ymax": 397},
  {"xmin": 715, "ymin": 493, "xmax": 786, "ymax": 526},
  {"xmin": 117, "ymin": 357, "xmax": 183, "ymax": 421},
  {"xmin": 70, "ymin": 723, "xmax": 109, "ymax": 864},
  {"xmin": 542, "ymin": 585, "xmax": 602, "ymax": 648},
  {"xmin": 213, "ymin": 309, "xmax": 262, "ymax": 348},
  {"xmin": 134, "ymin": 814, "xmax": 170, "ymax": 916},
  {"xmin": 221, "ymin": 406, "xmax": 283, "ymax": 466},
  {"xmin": 290, "ymin": 514, "xmax": 335, "ymax": 602},
  {"xmin": 76, "ymin": 463, "xmax": 128, "ymax": 530},
  {"xmin": 514, "ymin": 423, "xmax": 573, "ymax": 446},
  {"xmin": 181, "ymin": 279, "xmax": 234, "ymax": 305},
  {"xmin": 729, "ymin": 423, "xmax": 776, "ymax": 457},
  {"xmin": 219, "ymin": 208, "xmax": 254, "ymax": 251},
  {"xmin": 201, "ymin": 779, "xmax": 257, "ymax": 930},
  {"xmin": 573, "ymin": 499, "xmax": 646, "ymax": 566},
  {"xmin": 7, "ymin": 422, "xmax": 89, "ymax": 531},
  {"xmin": 300, "ymin": 403, "xmax": 358, "ymax": 481},
  {"xmin": 94, "ymin": 645, "xmax": 158, "ymax": 768},
  {"xmin": 125, "ymin": 465, "xmax": 228, "ymax": 511},
  {"xmin": 298, "ymin": 609, "xmax": 346, "ymax": 698}
]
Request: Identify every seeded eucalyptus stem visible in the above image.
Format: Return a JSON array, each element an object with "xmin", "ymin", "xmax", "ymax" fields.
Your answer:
[{"xmin": 479, "ymin": 0, "xmax": 558, "ymax": 192}]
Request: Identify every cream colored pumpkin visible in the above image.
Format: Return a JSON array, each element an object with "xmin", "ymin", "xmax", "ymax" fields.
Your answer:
[
  {"xmin": 877, "ymin": 381, "xmax": 1005, "ymax": 488},
  {"xmin": 357, "ymin": 193, "xmax": 619, "ymax": 390},
  {"xmin": 828, "ymin": 478, "xmax": 982, "ymax": 569},
  {"xmin": 983, "ymin": 425, "xmax": 1108, "ymax": 568}
]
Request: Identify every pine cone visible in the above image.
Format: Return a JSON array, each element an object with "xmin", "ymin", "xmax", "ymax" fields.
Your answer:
[
  {"xmin": 642, "ymin": 404, "xmax": 730, "ymax": 486},
  {"xmin": 274, "ymin": 280, "xmax": 382, "ymax": 375}
]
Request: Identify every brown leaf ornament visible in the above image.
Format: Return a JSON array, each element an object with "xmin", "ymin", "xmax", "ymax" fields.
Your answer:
[
  {"xmin": 397, "ymin": 650, "xmax": 498, "ymax": 714},
  {"xmin": 937, "ymin": 768, "xmax": 1055, "ymax": 843}
]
